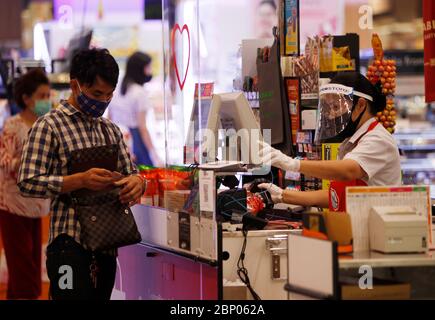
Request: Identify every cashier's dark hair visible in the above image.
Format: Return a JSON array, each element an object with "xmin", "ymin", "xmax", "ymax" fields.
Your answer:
[
  {"xmin": 70, "ymin": 48, "xmax": 119, "ymax": 88},
  {"xmin": 13, "ymin": 69, "xmax": 49, "ymax": 110},
  {"xmin": 121, "ymin": 51, "xmax": 152, "ymax": 96},
  {"xmin": 330, "ymin": 71, "xmax": 386, "ymax": 115}
]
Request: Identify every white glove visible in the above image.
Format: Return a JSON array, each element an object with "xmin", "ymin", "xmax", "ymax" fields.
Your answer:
[
  {"xmin": 259, "ymin": 141, "xmax": 300, "ymax": 172},
  {"xmin": 258, "ymin": 183, "xmax": 283, "ymax": 204}
]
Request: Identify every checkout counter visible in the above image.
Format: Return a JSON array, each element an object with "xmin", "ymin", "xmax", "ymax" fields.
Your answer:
[
  {"xmin": 114, "ymin": 163, "xmax": 302, "ymax": 300},
  {"xmin": 113, "ymin": 93, "xmax": 435, "ymax": 299},
  {"xmin": 114, "ymin": 164, "xmax": 435, "ymax": 300},
  {"xmin": 113, "ymin": 85, "xmax": 435, "ymax": 300}
]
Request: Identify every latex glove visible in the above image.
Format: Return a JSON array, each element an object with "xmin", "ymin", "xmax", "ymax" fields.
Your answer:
[
  {"xmin": 258, "ymin": 183, "xmax": 283, "ymax": 204},
  {"xmin": 259, "ymin": 141, "xmax": 300, "ymax": 172}
]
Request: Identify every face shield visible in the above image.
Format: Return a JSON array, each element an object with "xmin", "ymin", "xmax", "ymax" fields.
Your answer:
[{"xmin": 314, "ymin": 84, "xmax": 355, "ymax": 145}]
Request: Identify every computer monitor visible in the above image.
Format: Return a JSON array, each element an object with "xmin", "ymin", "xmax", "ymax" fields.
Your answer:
[
  {"xmin": 201, "ymin": 92, "xmax": 267, "ymax": 166},
  {"xmin": 60, "ymin": 29, "xmax": 93, "ymax": 73}
]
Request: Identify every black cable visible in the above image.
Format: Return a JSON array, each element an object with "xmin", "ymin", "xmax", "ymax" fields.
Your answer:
[{"xmin": 236, "ymin": 227, "xmax": 261, "ymax": 300}]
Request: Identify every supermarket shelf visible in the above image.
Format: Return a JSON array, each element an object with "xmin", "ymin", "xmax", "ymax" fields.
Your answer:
[
  {"xmin": 399, "ymin": 145, "xmax": 435, "ymax": 152},
  {"xmin": 401, "ymin": 158, "xmax": 435, "ymax": 171}
]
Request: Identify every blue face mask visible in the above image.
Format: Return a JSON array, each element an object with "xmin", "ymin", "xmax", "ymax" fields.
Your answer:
[
  {"xmin": 34, "ymin": 100, "xmax": 51, "ymax": 117},
  {"xmin": 76, "ymin": 83, "xmax": 111, "ymax": 118}
]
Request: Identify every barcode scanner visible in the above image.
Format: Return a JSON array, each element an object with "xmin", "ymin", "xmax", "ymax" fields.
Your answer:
[{"xmin": 245, "ymin": 178, "xmax": 274, "ymax": 208}]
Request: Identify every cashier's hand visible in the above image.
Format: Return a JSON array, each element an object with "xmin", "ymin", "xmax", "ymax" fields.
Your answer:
[
  {"xmin": 258, "ymin": 183, "xmax": 283, "ymax": 204},
  {"xmin": 114, "ymin": 175, "xmax": 144, "ymax": 205},
  {"xmin": 259, "ymin": 141, "xmax": 300, "ymax": 172}
]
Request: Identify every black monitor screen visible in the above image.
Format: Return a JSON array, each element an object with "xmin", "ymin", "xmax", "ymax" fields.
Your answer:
[{"xmin": 144, "ymin": 0, "xmax": 162, "ymax": 20}]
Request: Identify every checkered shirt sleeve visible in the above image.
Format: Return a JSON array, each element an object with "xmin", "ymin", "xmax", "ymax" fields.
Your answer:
[{"xmin": 18, "ymin": 118, "xmax": 63, "ymax": 198}]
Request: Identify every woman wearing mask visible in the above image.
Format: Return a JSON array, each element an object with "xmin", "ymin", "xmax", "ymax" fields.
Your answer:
[
  {"xmin": 109, "ymin": 52, "xmax": 161, "ymax": 166},
  {"xmin": 259, "ymin": 72, "xmax": 401, "ymax": 211},
  {"xmin": 0, "ymin": 69, "xmax": 51, "ymax": 299}
]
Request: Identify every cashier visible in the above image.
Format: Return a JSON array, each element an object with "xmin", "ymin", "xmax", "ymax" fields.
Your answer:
[{"xmin": 259, "ymin": 72, "xmax": 401, "ymax": 212}]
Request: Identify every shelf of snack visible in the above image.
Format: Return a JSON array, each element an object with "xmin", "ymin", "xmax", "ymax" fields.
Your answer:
[{"xmin": 395, "ymin": 131, "xmax": 435, "ymax": 204}]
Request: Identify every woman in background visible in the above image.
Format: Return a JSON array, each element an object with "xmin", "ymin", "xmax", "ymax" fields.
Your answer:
[
  {"xmin": 256, "ymin": 0, "xmax": 278, "ymax": 39},
  {"xmin": 0, "ymin": 69, "xmax": 51, "ymax": 299},
  {"xmin": 109, "ymin": 52, "xmax": 161, "ymax": 166}
]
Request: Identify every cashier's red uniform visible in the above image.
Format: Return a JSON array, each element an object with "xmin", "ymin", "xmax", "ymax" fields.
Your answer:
[{"xmin": 329, "ymin": 118, "xmax": 401, "ymax": 212}]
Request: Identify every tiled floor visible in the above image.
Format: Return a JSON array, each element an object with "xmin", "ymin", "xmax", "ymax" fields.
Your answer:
[{"xmin": 0, "ymin": 282, "xmax": 50, "ymax": 300}]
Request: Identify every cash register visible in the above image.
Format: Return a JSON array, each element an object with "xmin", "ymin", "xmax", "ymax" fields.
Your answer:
[{"xmin": 369, "ymin": 206, "xmax": 428, "ymax": 253}]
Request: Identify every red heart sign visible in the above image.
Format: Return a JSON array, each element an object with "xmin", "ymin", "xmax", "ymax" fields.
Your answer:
[{"xmin": 171, "ymin": 24, "xmax": 191, "ymax": 91}]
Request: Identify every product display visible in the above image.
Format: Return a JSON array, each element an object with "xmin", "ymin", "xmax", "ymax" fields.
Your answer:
[
  {"xmin": 138, "ymin": 165, "xmax": 159, "ymax": 206},
  {"xmin": 366, "ymin": 34, "xmax": 398, "ymax": 134},
  {"xmin": 137, "ymin": 165, "xmax": 193, "ymax": 209},
  {"xmin": 164, "ymin": 190, "xmax": 191, "ymax": 213},
  {"xmin": 281, "ymin": 37, "xmax": 320, "ymax": 99},
  {"xmin": 320, "ymin": 35, "xmax": 356, "ymax": 73}
]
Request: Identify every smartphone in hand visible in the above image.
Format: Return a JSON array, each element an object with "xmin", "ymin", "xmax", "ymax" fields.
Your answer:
[{"xmin": 110, "ymin": 171, "xmax": 125, "ymax": 182}]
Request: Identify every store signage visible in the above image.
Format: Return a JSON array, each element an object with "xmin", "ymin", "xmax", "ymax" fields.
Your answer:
[
  {"xmin": 285, "ymin": 78, "xmax": 300, "ymax": 145},
  {"xmin": 284, "ymin": 0, "xmax": 300, "ymax": 55},
  {"xmin": 382, "ymin": 50, "xmax": 424, "ymax": 75},
  {"xmin": 171, "ymin": 24, "xmax": 191, "ymax": 91},
  {"xmin": 423, "ymin": 0, "xmax": 435, "ymax": 103}
]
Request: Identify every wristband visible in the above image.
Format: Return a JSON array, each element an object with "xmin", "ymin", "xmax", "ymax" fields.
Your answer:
[{"xmin": 136, "ymin": 174, "xmax": 147, "ymax": 194}]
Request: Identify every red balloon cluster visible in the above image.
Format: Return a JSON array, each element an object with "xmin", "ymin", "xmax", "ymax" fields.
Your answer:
[{"xmin": 366, "ymin": 59, "xmax": 397, "ymax": 134}]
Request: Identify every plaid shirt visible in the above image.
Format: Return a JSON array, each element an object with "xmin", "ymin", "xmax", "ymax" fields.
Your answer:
[{"xmin": 18, "ymin": 101, "xmax": 137, "ymax": 251}]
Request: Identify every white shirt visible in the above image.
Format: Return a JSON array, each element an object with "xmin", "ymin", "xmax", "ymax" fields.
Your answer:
[
  {"xmin": 108, "ymin": 83, "xmax": 151, "ymax": 128},
  {"xmin": 338, "ymin": 117, "xmax": 402, "ymax": 186}
]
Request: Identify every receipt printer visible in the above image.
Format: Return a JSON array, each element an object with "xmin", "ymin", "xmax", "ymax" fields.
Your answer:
[{"xmin": 369, "ymin": 206, "xmax": 428, "ymax": 253}]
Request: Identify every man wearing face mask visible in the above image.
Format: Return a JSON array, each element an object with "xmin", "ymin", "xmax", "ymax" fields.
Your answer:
[
  {"xmin": 259, "ymin": 72, "xmax": 401, "ymax": 212},
  {"xmin": 17, "ymin": 49, "xmax": 145, "ymax": 300},
  {"xmin": 109, "ymin": 51, "xmax": 162, "ymax": 166}
]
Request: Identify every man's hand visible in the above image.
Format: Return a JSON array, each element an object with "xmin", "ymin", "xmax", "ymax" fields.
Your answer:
[
  {"xmin": 81, "ymin": 168, "xmax": 116, "ymax": 191},
  {"xmin": 114, "ymin": 175, "xmax": 144, "ymax": 205}
]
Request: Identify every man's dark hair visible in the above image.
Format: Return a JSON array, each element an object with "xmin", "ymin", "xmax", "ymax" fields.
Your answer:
[
  {"xmin": 13, "ymin": 69, "xmax": 49, "ymax": 110},
  {"xmin": 330, "ymin": 71, "xmax": 386, "ymax": 115},
  {"xmin": 70, "ymin": 48, "xmax": 119, "ymax": 88}
]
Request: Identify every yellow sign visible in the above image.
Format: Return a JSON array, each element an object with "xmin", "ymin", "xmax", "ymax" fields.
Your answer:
[
  {"xmin": 321, "ymin": 143, "xmax": 341, "ymax": 191},
  {"xmin": 285, "ymin": 0, "xmax": 299, "ymax": 55}
]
